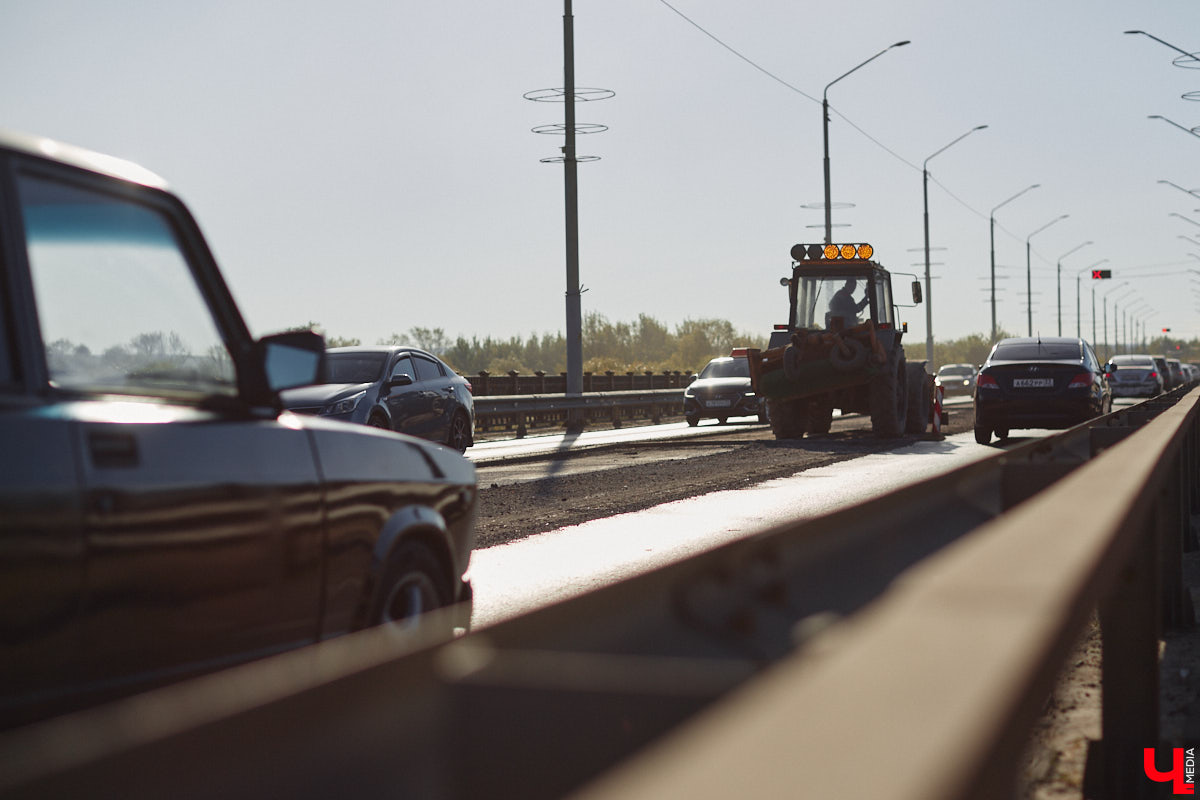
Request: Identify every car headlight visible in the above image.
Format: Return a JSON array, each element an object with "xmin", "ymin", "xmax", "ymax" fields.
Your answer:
[{"xmin": 322, "ymin": 391, "xmax": 365, "ymax": 415}]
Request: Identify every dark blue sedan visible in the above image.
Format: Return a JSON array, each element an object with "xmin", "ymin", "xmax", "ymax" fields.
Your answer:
[
  {"xmin": 973, "ymin": 336, "xmax": 1111, "ymax": 445},
  {"xmin": 281, "ymin": 346, "xmax": 475, "ymax": 451}
]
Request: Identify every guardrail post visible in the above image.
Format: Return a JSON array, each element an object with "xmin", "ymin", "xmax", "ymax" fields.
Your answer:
[
  {"xmin": 476, "ymin": 370, "xmax": 490, "ymax": 396},
  {"xmin": 535, "ymin": 371, "xmax": 547, "ymax": 394},
  {"xmin": 1094, "ymin": 508, "xmax": 1162, "ymax": 800}
]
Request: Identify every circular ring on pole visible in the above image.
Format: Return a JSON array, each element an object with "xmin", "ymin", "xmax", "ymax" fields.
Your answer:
[
  {"xmin": 532, "ymin": 123, "xmax": 608, "ymax": 135},
  {"xmin": 539, "ymin": 155, "xmax": 601, "ymax": 164},
  {"xmin": 1171, "ymin": 52, "xmax": 1200, "ymax": 69},
  {"xmin": 524, "ymin": 87, "xmax": 615, "ymax": 102},
  {"xmin": 1185, "ymin": 90, "xmax": 1200, "ymax": 101},
  {"xmin": 800, "ymin": 201, "xmax": 855, "ymax": 210}
]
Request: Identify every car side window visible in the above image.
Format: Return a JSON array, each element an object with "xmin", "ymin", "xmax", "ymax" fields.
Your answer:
[
  {"xmin": 17, "ymin": 174, "xmax": 235, "ymax": 399},
  {"xmin": 390, "ymin": 355, "xmax": 414, "ymax": 381},
  {"xmin": 412, "ymin": 355, "xmax": 443, "ymax": 381}
]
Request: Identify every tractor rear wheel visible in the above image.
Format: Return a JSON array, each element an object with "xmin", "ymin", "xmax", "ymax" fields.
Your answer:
[
  {"xmin": 767, "ymin": 397, "xmax": 808, "ymax": 439},
  {"xmin": 904, "ymin": 363, "xmax": 931, "ymax": 434},
  {"xmin": 870, "ymin": 348, "xmax": 908, "ymax": 438}
]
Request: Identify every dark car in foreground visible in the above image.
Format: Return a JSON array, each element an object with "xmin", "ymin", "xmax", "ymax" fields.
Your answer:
[
  {"xmin": 0, "ymin": 129, "xmax": 476, "ymax": 729},
  {"xmin": 973, "ymin": 337, "xmax": 1111, "ymax": 445},
  {"xmin": 281, "ymin": 346, "xmax": 474, "ymax": 452},
  {"xmin": 1105, "ymin": 354, "xmax": 1163, "ymax": 398},
  {"xmin": 934, "ymin": 363, "xmax": 978, "ymax": 396},
  {"xmin": 684, "ymin": 353, "xmax": 766, "ymax": 426}
]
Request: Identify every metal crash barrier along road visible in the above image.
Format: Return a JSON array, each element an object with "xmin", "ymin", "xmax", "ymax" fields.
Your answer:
[
  {"xmin": 2, "ymin": 387, "xmax": 1198, "ymax": 799},
  {"xmin": 474, "ymin": 389, "xmax": 684, "ymax": 437}
]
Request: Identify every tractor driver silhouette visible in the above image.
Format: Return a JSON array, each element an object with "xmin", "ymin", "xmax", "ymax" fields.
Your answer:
[{"xmin": 826, "ymin": 279, "xmax": 869, "ymax": 330}]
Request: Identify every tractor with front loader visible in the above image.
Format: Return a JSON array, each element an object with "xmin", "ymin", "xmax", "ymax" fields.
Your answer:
[{"xmin": 746, "ymin": 242, "xmax": 940, "ymax": 439}]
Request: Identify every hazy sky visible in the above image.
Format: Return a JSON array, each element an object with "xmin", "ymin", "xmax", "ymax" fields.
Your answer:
[{"xmin": 5, "ymin": 1, "xmax": 1200, "ymax": 354}]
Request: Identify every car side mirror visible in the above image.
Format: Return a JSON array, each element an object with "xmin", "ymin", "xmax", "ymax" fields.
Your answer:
[
  {"xmin": 1107, "ymin": 363, "xmax": 1118, "ymax": 372},
  {"xmin": 387, "ymin": 374, "xmax": 414, "ymax": 388},
  {"xmin": 261, "ymin": 330, "xmax": 325, "ymax": 392},
  {"xmin": 911, "ymin": 281, "xmax": 923, "ymax": 304}
]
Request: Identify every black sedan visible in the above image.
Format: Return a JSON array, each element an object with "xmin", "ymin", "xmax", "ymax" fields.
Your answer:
[
  {"xmin": 973, "ymin": 337, "xmax": 1111, "ymax": 445},
  {"xmin": 281, "ymin": 346, "xmax": 475, "ymax": 452},
  {"xmin": 0, "ymin": 128, "xmax": 477, "ymax": 729},
  {"xmin": 684, "ymin": 353, "xmax": 767, "ymax": 426}
]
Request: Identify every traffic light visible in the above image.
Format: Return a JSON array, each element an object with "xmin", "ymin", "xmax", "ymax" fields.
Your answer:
[
  {"xmin": 1091, "ymin": 269, "xmax": 1112, "ymax": 279},
  {"xmin": 1163, "ymin": 327, "xmax": 1172, "ymax": 333}
]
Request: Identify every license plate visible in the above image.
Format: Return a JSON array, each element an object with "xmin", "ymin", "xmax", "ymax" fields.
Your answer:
[
  {"xmin": 1012, "ymin": 378, "xmax": 1054, "ymax": 388},
  {"xmin": 706, "ymin": 399, "xmax": 732, "ymax": 407}
]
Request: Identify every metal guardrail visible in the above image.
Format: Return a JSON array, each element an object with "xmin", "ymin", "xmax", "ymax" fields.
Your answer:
[
  {"xmin": 474, "ymin": 389, "xmax": 684, "ymax": 436},
  {"xmin": 1, "ymin": 388, "xmax": 1197, "ymax": 799}
]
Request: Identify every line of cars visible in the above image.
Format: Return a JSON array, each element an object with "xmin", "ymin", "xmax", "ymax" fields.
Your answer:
[{"xmin": 968, "ymin": 337, "xmax": 1194, "ymax": 446}]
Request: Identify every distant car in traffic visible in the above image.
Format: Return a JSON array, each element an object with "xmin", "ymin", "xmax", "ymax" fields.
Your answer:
[
  {"xmin": 281, "ymin": 346, "xmax": 475, "ymax": 452},
  {"xmin": 1153, "ymin": 356, "xmax": 1175, "ymax": 390},
  {"xmin": 684, "ymin": 353, "xmax": 766, "ymax": 426},
  {"xmin": 934, "ymin": 363, "xmax": 978, "ymax": 396},
  {"xmin": 973, "ymin": 337, "xmax": 1111, "ymax": 445},
  {"xmin": 0, "ymin": 129, "xmax": 477, "ymax": 730},
  {"xmin": 1105, "ymin": 354, "xmax": 1163, "ymax": 398},
  {"xmin": 1167, "ymin": 358, "xmax": 1186, "ymax": 389}
]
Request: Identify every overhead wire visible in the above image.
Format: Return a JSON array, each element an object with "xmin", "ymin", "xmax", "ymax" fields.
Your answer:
[{"xmin": 654, "ymin": 0, "xmax": 1048, "ymax": 255}]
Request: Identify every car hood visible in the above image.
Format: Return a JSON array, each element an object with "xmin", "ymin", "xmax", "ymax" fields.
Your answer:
[
  {"xmin": 279, "ymin": 382, "xmax": 372, "ymax": 407},
  {"xmin": 687, "ymin": 377, "xmax": 752, "ymax": 392}
]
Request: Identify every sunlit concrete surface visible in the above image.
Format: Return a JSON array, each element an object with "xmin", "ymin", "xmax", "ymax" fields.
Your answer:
[{"xmin": 469, "ymin": 426, "xmax": 997, "ymax": 628}]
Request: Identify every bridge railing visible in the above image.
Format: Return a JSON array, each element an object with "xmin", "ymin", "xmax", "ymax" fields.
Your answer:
[{"xmin": 1, "ymin": 388, "xmax": 1196, "ymax": 800}]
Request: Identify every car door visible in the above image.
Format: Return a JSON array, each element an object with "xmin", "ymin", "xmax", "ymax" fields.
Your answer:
[
  {"xmin": 13, "ymin": 164, "xmax": 326, "ymax": 695},
  {"xmin": 0, "ymin": 205, "xmax": 86, "ymax": 724},
  {"xmin": 385, "ymin": 353, "xmax": 436, "ymax": 439},
  {"xmin": 412, "ymin": 353, "xmax": 453, "ymax": 442}
]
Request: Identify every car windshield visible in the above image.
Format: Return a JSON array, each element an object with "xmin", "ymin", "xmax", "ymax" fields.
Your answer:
[
  {"xmin": 1111, "ymin": 355, "xmax": 1153, "ymax": 366},
  {"xmin": 991, "ymin": 342, "xmax": 1081, "ymax": 362},
  {"xmin": 700, "ymin": 358, "xmax": 750, "ymax": 379},
  {"xmin": 325, "ymin": 352, "xmax": 388, "ymax": 383},
  {"xmin": 938, "ymin": 366, "xmax": 974, "ymax": 376}
]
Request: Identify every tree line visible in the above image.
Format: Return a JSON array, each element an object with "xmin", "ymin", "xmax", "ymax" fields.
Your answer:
[
  {"xmin": 302, "ymin": 318, "xmax": 1200, "ymax": 377},
  {"xmin": 305, "ymin": 313, "xmax": 769, "ymax": 375}
]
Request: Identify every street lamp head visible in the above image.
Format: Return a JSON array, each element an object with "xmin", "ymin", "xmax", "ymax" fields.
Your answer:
[
  {"xmin": 973, "ymin": 124, "xmax": 989, "ymax": 131},
  {"xmin": 1125, "ymin": 30, "xmax": 1146, "ymax": 35},
  {"xmin": 891, "ymin": 40, "xmax": 911, "ymax": 48}
]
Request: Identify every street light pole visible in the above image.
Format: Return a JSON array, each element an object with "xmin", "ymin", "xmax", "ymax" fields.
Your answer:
[
  {"xmin": 1076, "ymin": 258, "xmax": 1108, "ymax": 340},
  {"xmin": 822, "ymin": 40, "xmax": 910, "ymax": 244},
  {"xmin": 922, "ymin": 124, "xmax": 987, "ymax": 362},
  {"xmin": 1025, "ymin": 215, "xmax": 1069, "ymax": 336},
  {"xmin": 1101, "ymin": 283, "xmax": 1131, "ymax": 361},
  {"xmin": 1055, "ymin": 241, "xmax": 1092, "ymax": 336},
  {"xmin": 990, "ymin": 184, "xmax": 1039, "ymax": 342}
]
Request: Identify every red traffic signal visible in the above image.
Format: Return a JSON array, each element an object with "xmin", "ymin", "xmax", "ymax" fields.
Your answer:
[
  {"xmin": 1163, "ymin": 327, "xmax": 1172, "ymax": 333},
  {"xmin": 1091, "ymin": 269, "xmax": 1112, "ymax": 279}
]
